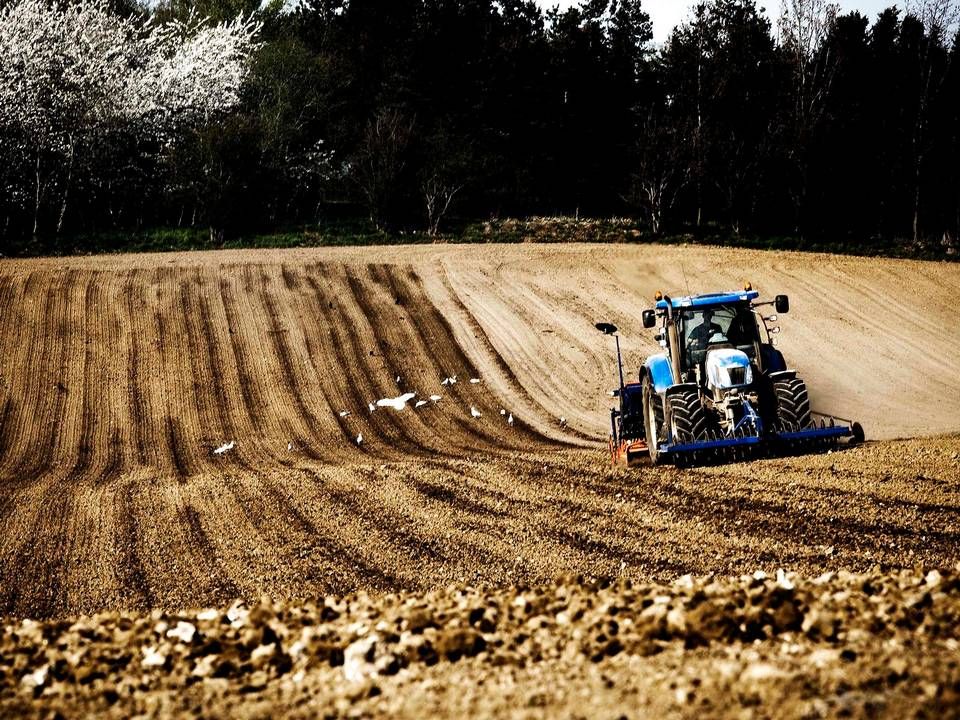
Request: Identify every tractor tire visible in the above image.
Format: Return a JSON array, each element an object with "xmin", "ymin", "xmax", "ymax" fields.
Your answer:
[
  {"xmin": 668, "ymin": 390, "xmax": 710, "ymax": 443},
  {"xmin": 773, "ymin": 377, "xmax": 814, "ymax": 431},
  {"xmin": 642, "ymin": 375, "xmax": 664, "ymax": 464}
]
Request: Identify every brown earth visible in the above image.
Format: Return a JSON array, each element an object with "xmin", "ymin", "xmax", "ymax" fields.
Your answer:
[
  {"xmin": 1, "ymin": 244, "xmax": 959, "ymax": 717},
  {"xmin": 4, "ymin": 568, "xmax": 960, "ymax": 719}
]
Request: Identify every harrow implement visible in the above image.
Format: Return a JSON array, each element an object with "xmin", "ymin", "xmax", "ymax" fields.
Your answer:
[
  {"xmin": 609, "ymin": 406, "xmax": 861, "ymax": 467},
  {"xmin": 657, "ymin": 415, "xmax": 863, "ymax": 467}
]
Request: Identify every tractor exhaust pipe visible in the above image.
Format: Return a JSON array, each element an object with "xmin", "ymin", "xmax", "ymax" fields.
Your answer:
[{"xmin": 661, "ymin": 296, "xmax": 683, "ymax": 385}]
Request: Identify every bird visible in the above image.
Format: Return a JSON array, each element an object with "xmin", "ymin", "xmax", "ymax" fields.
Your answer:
[
  {"xmin": 469, "ymin": 378, "xmax": 481, "ymax": 384},
  {"xmin": 339, "ymin": 410, "xmax": 351, "ymax": 418},
  {"xmin": 441, "ymin": 375, "xmax": 457, "ymax": 386},
  {"xmin": 415, "ymin": 400, "xmax": 428, "ymax": 408},
  {"xmin": 213, "ymin": 440, "xmax": 235, "ymax": 455},
  {"xmin": 368, "ymin": 402, "xmax": 376, "ymax": 413},
  {"xmin": 508, "ymin": 413, "xmax": 514, "ymax": 426},
  {"xmin": 559, "ymin": 417, "xmax": 567, "ymax": 428},
  {"xmin": 429, "ymin": 394, "xmax": 442, "ymax": 403},
  {"xmin": 287, "ymin": 441, "xmax": 293, "ymax": 452},
  {"xmin": 356, "ymin": 432, "xmax": 363, "ymax": 446},
  {"xmin": 470, "ymin": 406, "xmax": 482, "ymax": 419},
  {"xmin": 396, "ymin": 375, "xmax": 401, "ymax": 384},
  {"xmin": 500, "ymin": 409, "xmax": 506, "ymax": 416},
  {"xmin": 376, "ymin": 392, "xmax": 416, "ymax": 410}
]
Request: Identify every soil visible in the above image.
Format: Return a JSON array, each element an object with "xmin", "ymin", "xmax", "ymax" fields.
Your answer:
[
  {"xmin": 4, "ymin": 568, "xmax": 960, "ymax": 719},
  {"xmin": 1, "ymin": 243, "xmax": 959, "ymax": 717}
]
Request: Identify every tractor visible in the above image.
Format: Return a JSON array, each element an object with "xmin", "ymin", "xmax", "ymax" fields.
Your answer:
[{"xmin": 597, "ymin": 284, "xmax": 864, "ymax": 467}]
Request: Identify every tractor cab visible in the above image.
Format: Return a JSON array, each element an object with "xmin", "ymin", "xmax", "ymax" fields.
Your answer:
[
  {"xmin": 642, "ymin": 288, "xmax": 790, "ymax": 387},
  {"xmin": 676, "ymin": 302, "xmax": 759, "ymax": 376}
]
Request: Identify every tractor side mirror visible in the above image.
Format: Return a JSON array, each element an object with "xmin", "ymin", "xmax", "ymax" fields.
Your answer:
[
  {"xmin": 775, "ymin": 295, "xmax": 790, "ymax": 313},
  {"xmin": 595, "ymin": 322, "xmax": 618, "ymax": 335},
  {"xmin": 642, "ymin": 309, "xmax": 656, "ymax": 329}
]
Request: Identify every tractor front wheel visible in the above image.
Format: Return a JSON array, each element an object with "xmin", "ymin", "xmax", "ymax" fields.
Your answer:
[
  {"xmin": 668, "ymin": 390, "xmax": 711, "ymax": 444},
  {"xmin": 773, "ymin": 377, "xmax": 813, "ymax": 431},
  {"xmin": 642, "ymin": 375, "xmax": 664, "ymax": 464}
]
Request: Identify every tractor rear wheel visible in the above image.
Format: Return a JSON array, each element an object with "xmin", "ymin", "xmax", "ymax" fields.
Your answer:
[
  {"xmin": 773, "ymin": 377, "xmax": 813, "ymax": 431},
  {"xmin": 668, "ymin": 390, "xmax": 710, "ymax": 443},
  {"xmin": 642, "ymin": 375, "xmax": 664, "ymax": 464}
]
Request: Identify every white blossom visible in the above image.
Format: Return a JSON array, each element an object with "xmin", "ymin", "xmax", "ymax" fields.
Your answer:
[
  {"xmin": 0, "ymin": 0, "xmax": 260, "ymax": 131},
  {"xmin": 0, "ymin": 0, "xmax": 260, "ymax": 231}
]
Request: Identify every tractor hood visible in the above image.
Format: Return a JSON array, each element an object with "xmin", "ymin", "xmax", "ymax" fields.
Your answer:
[{"xmin": 706, "ymin": 348, "xmax": 753, "ymax": 389}]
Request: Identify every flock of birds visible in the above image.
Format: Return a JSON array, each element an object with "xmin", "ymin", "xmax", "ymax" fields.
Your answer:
[
  {"xmin": 348, "ymin": 374, "xmax": 501, "ymax": 447},
  {"xmin": 211, "ymin": 372, "xmax": 569, "ymax": 455}
]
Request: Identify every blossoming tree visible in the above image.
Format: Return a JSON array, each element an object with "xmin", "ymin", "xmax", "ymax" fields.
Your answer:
[{"xmin": 0, "ymin": 0, "xmax": 259, "ymax": 240}]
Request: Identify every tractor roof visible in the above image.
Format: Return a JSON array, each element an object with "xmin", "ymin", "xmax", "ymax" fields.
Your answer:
[{"xmin": 655, "ymin": 290, "xmax": 759, "ymax": 311}]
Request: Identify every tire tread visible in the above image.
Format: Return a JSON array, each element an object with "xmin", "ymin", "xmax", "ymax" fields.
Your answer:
[
  {"xmin": 669, "ymin": 391, "xmax": 710, "ymax": 442},
  {"xmin": 774, "ymin": 377, "xmax": 813, "ymax": 430}
]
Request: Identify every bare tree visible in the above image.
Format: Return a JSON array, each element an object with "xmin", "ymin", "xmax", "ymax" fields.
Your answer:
[
  {"xmin": 422, "ymin": 173, "xmax": 463, "ymax": 237},
  {"xmin": 628, "ymin": 110, "xmax": 687, "ymax": 235},
  {"xmin": 353, "ymin": 109, "xmax": 414, "ymax": 231},
  {"xmin": 419, "ymin": 129, "xmax": 470, "ymax": 237},
  {"xmin": 908, "ymin": 0, "xmax": 960, "ymax": 41}
]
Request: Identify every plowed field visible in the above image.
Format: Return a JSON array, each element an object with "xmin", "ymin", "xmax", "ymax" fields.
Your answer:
[{"xmin": 1, "ymin": 244, "xmax": 959, "ymax": 717}]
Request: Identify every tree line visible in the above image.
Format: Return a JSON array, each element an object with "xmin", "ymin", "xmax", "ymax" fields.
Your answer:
[{"xmin": 1, "ymin": 0, "xmax": 958, "ymax": 257}]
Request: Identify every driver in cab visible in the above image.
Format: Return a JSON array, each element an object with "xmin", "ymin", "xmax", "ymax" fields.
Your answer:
[{"xmin": 686, "ymin": 309, "xmax": 724, "ymax": 352}]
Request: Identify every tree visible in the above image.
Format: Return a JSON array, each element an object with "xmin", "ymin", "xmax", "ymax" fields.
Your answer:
[
  {"xmin": 809, "ymin": 11, "xmax": 872, "ymax": 239},
  {"xmin": 702, "ymin": 0, "xmax": 778, "ymax": 234},
  {"xmin": 0, "ymin": 0, "xmax": 259, "ymax": 243},
  {"xmin": 903, "ymin": 0, "xmax": 959, "ymax": 242},
  {"xmin": 628, "ymin": 109, "xmax": 685, "ymax": 234},
  {"xmin": 2, "ymin": 0, "xmax": 959, "ymax": 255},
  {"xmin": 352, "ymin": 109, "xmax": 415, "ymax": 231},
  {"xmin": 778, "ymin": 0, "xmax": 839, "ymax": 235},
  {"xmin": 0, "ymin": 0, "xmax": 141, "ymax": 239},
  {"xmin": 419, "ymin": 127, "xmax": 472, "ymax": 236},
  {"xmin": 907, "ymin": 0, "xmax": 960, "ymax": 39},
  {"xmin": 658, "ymin": 1, "xmax": 778, "ymax": 234}
]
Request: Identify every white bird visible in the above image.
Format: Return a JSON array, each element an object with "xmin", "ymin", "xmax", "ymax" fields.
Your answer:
[
  {"xmin": 339, "ymin": 410, "xmax": 351, "ymax": 418},
  {"xmin": 213, "ymin": 440, "xmax": 235, "ymax": 455},
  {"xmin": 470, "ymin": 406, "xmax": 482, "ymax": 419},
  {"xmin": 429, "ymin": 394, "xmax": 442, "ymax": 403},
  {"xmin": 376, "ymin": 392, "xmax": 416, "ymax": 410},
  {"xmin": 508, "ymin": 413, "xmax": 514, "ymax": 426},
  {"xmin": 368, "ymin": 402, "xmax": 376, "ymax": 413},
  {"xmin": 470, "ymin": 378, "xmax": 481, "ymax": 384},
  {"xmin": 415, "ymin": 400, "xmax": 428, "ymax": 408},
  {"xmin": 500, "ymin": 408, "xmax": 506, "ymax": 416},
  {"xmin": 559, "ymin": 417, "xmax": 567, "ymax": 427},
  {"xmin": 441, "ymin": 375, "xmax": 458, "ymax": 386},
  {"xmin": 356, "ymin": 433, "xmax": 363, "ymax": 446},
  {"xmin": 287, "ymin": 441, "xmax": 293, "ymax": 452},
  {"xmin": 396, "ymin": 375, "xmax": 401, "ymax": 383}
]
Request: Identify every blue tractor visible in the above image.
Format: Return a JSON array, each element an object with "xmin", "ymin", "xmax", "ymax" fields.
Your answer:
[{"xmin": 597, "ymin": 285, "xmax": 864, "ymax": 466}]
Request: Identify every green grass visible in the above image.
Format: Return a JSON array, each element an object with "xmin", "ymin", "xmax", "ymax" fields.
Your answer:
[{"xmin": 6, "ymin": 217, "xmax": 956, "ymax": 262}]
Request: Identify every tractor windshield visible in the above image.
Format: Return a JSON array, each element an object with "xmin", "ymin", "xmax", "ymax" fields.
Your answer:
[{"xmin": 679, "ymin": 304, "xmax": 758, "ymax": 369}]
